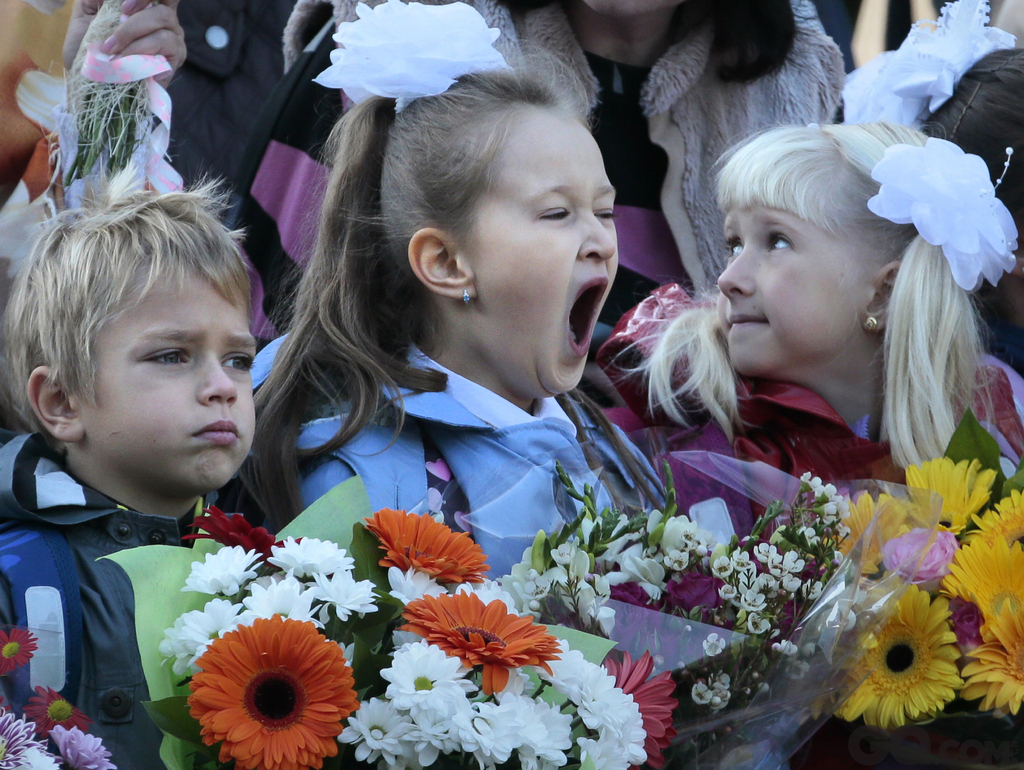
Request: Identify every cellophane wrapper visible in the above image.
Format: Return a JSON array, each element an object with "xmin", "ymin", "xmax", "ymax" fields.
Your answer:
[{"xmin": 513, "ymin": 441, "xmax": 944, "ymax": 770}]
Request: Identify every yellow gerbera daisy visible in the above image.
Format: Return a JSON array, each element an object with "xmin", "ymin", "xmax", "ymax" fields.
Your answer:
[
  {"xmin": 942, "ymin": 537, "xmax": 1024, "ymax": 621},
  {"xmin": 965, "ymin": 489, "xmax": 1024, "ymax": 549},
  {"xmin": 839, "ymin": 493, "xmax": 897, "ymax": 573},
  {"xmin": 837, "ymin": 585, "xmax": 962, "ymax": 731},
  {"xmin": 961, "ymin": 609, "xmax": 1024, "ymax": 714},
  {"xmin": 905, "ymin": 457, "xmax": 996, "ymax": 535}
]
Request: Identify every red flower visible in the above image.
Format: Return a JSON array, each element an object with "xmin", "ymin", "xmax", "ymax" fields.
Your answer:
[
  {"xmin": 184, "ymin": 506, "xmax": 280, "ymax": 563},
  {"xmin": 23, "ymin": 686, "xmax": 92, "ymax": 736},
  {"xmin": 603, "ymin": 651, "xmax": 677, "ymax": 769},
  {"xmin": 0, "ymin": 627, "xmax": 36, "ymax": 674}
]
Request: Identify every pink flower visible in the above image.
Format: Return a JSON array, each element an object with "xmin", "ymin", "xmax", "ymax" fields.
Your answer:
[
  {"xmin": 50, "ymin": 725, "xmax": 116, "ymax": 770},
  {"xmin": 949, "ymin": 598, "xmax": 984, "ymax": 652},
  {"xmin": 882, "ymin": 528, "xmax": 958, "ymax": 585}
]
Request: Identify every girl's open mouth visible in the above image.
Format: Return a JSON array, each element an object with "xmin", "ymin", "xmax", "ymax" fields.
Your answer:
[{"xmin": 568, "ymin": 279, "xmax": 608, "ymax": 357}]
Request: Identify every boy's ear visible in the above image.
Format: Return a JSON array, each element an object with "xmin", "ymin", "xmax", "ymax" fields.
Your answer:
[
  {"xmin": 26, "ymin": 367, "xmax": 85, "ymax": 444},
  {"xmin": 408, "ymin": 227, "xmax": 474, "ymax": 301},
  {"xmin": 866, "ymin": 260, "xmax": 900, "ymax": 330}
]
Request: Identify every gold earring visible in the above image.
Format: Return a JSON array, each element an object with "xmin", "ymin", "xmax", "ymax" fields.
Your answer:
[{"xmin": 864, "ymin": 316, "xmax": 879, "ymax": 332}]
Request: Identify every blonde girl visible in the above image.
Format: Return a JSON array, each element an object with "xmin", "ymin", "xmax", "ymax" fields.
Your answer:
[{"xmin": 605, "ymin": 122, "xmax": 1023, "ymax": 481}]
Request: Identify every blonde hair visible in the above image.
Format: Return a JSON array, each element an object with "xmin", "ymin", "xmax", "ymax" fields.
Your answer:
[
  {"xmin": 645, "ymin": 123, "xmax": 984, "ymax": 469},
  {"xmin": 4, "ymin": 172, "xmax": 250, "ymax": 435}
]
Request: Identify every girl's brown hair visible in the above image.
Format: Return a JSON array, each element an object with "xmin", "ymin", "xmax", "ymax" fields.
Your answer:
[{"xmin": 250, "ymin": 62, "xmax": 657, "ymax": 525}]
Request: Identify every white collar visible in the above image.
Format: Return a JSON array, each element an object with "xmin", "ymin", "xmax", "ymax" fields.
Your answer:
[{"xmin": 410, "ymin": 349, "xmax": 577, "ymax": 435}]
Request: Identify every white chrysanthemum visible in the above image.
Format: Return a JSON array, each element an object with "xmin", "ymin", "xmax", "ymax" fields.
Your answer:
[
  {"xmin": 454, "ymin": 579, "xmax": 518, "ymax": 613},
  {"xmin": 311, "ymin": 570, "xmax": 377, "ymax": 623},
  {"xmin": 539, "ymin": 642, "xmax": 606, "ymax": 704},
  {"xmin": 267, "ymin": 536, "xmax": 354, "ymax": 578},
  {"xmin": 158, "ymin": 598, "xmax": 245, "ymax": 675},
  {"xmin": 14, "ymin": 747, "xmax": 61, "ymax": 770},
  {"xmin": 388, "ymin": 566, "xmax": 445, "ymax": 605},
  {"xmin": 339, "ymin": 698, "xmax": 413, "ymax": 765},
  {"xmin": 242, "ymin": 574, "xmax": 319, "ymax": 624},
  {"xmin": 541, "ymin": 641, "xmax": 643, "ymax": 755},
  {"xmin": 515, "ymin": 697, "xmax": 573, "ymax": 770},
  {"xmin": 182, "ymin": 546, "xmax": 259, "ymax": 596},
  {"xmin": 452, "ymin": 700, "xmax": 526, "ymax": 767},
  {"xmin": 382, "ymin": 641, "xmax": 476, "ymax": 714},
  {"xmin": 405, "ymin": 703, "xmax": 467, "ymax": 767},
  {"xmin": 313, "ymin": 0, "xmax": 510, "ymax": 110}
]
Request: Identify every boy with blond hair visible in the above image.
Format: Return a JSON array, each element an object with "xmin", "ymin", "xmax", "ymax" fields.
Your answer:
[{"xmin": 0, "ymin": 174, "xmax": 255, "ymax": 766}]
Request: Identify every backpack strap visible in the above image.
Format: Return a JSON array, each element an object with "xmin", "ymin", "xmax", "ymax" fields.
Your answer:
[{"xmin": 0, "ymin": 521, "xmax": 82, "ymax": 708}]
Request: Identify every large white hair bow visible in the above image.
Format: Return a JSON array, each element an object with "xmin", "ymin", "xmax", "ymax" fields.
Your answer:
[
  {"xmin": 313, "ymin": 0, "xmax": 510, "ymax": 111},
  {"xmin": 868, "ymin": 138, "xmax": 1018, "ymax": 290},
  {"xmin": 844, "ymin": 0, "xmax": 1015, "ymax": 126}
]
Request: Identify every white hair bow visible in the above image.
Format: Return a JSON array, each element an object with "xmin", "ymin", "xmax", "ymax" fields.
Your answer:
[
  {"xmin": 869, "ymin": 138, "xmax": 1018, "ymax": 290},
  {"xmin": 843, "ymin": 0, "xmax": 1015, "ymax": 127},
  {"xmin": 313, "ymin": 0, "xmax": 510, "ymax": 111}
]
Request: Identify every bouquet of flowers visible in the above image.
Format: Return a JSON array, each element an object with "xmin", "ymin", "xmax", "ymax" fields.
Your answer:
[
  {"xmin": 0, "ymin": 623, "xmax": 116, "ymax": 769},
  {"xmin": 58, "ymin": 0, "xmax": 181, "ymax": 204},
  {"xmin": 110, "ymin": 477, "xmax": 667, "ymax": 770},
  {"xmin": 502, "ymin": 454, "xmax": 945, "ymax": 769},
  {"xmin": 837, "ymin": 410, "xmax": 1024, "ymax": 767}
]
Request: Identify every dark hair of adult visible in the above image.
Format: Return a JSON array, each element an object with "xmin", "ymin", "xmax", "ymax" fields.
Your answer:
[
  {"xmin": 924, "ymin": 48, "xmax": 1024, "ymax": 216},
  {"xmin": 499, "ymin": 0, "xmax": 798, "ymax": 82}
]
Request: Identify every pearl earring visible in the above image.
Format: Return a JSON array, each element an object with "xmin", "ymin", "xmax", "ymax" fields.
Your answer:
[{"xmin": 864, "ymin": 316, "xmax": 879, "ymax": 332}]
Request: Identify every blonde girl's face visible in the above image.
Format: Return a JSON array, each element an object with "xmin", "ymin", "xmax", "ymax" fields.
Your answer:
[
  {"xmin": 716, "ymin": 206, "xmax": 880, "ymax": 397},
  {"xmin": 441, "ymin": 108, "xmax": 618, "ymax": 411}
]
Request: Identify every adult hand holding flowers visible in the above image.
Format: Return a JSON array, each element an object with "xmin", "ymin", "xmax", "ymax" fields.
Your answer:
[{"xmin": 63, "ymin": 0, "xmax": 185, "ymax": 87}]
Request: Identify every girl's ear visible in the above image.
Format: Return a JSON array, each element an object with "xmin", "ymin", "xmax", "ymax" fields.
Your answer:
[
  {"xmin": 27, "ymin": 366, "xmax": 85, "ymax": 444},
  {"xmin": 408, "ymin": 227, "xmax": 474, "ymax": 301},
  {"xmin": 866, "ymin": 260, "xmax": 900, "ymax": 331}
]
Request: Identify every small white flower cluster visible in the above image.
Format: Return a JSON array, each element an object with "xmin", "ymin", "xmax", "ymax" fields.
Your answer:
[
  {"xmin": 691, "ymin": 672, "xmax": 731, "ymax": 712},
  {"xmin": 159, "ymin": 537, "xmax": 377, "ymax": 676},
  {"xmin": 340, "ymin": 640, "xmax": 647, "ymax": 770},
  {"xmin": 800, "ymin": 472, "xmax": 852, "ymax": 539},
  {"xmin": 502, "ymin": 540, "xmax": 615, "ymax": 636}
]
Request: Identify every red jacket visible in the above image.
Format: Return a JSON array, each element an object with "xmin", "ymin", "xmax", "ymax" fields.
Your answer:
[{"xmin": 598, "ymin": 284, "xmax": 1024, "ymax": 486}]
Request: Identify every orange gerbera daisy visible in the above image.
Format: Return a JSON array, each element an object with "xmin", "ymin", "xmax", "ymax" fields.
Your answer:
[
  {"xmin": 400, "ymin": 591, "xmax": 561, "ymax": 695},
  {"xmin": 364, "ymin": 508, "xmax": 488, "ymax": 584},
  {"xmin": 188, "ymin": 616, "xmax": 359, "ymax": 770}
]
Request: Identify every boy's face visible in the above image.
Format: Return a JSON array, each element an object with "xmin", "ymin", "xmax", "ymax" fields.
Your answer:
[{"xmin": 66, "ymin": 278, "xmax": 256, "ymax": 517}]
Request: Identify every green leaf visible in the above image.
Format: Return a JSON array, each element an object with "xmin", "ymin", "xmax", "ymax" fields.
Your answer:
[
  {"xmin": 944, "ymin": 408, "xmax": 1006, "ymax": 500},
  {"xmin": 1005, "ymin": 469, "xmax": 1024, "ymax": 497},
  {"xmin": 350, "ymin": 521, "xmax": 390, "ymax": 593},
  {"xmin": 580, "ymin": 755, "xmax": 598, "ymax": 770},
  {"xmin": 351, "ymin": 632, "xmax": 392, "ymax": 697},
  {"xmin": 143, "ymin": 696, "xmax": 205, "ymax": 747},
  {"xmin": 277, "ymin": 476, "xmax": 373, "ymax": 549}
]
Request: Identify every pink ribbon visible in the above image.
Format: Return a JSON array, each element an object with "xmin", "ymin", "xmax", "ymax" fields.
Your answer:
[{"xmin": 80, "ymin": 43, "xmax": 182, "ymax": 193}]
